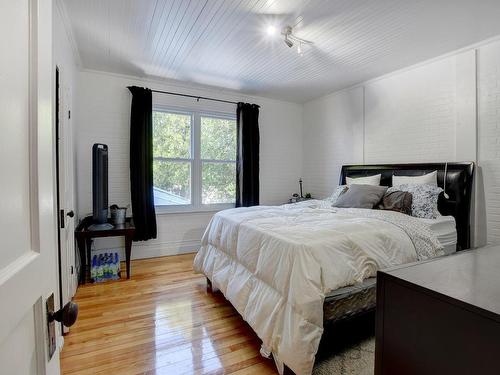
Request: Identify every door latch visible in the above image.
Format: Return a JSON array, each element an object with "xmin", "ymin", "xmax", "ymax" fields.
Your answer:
[{"xmin": 60, "ymin": 209, "xmax": 65, "ymax": 229}]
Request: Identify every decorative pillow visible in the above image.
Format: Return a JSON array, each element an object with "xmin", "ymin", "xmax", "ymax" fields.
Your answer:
[
  {"xmin": 392, "ymin": 184, "xmax": 443, "ymax": 219},
  {"xmin": 325, "ymin": 185, "xmax": 348, "ymax": 204},
  {"xmin": 392, "ymin": 171, "xmax": 437, "ymax": 188},
  {"xmin": 346, "ymin": 174, "xmax": 381, "ymax": 186},
  {"xmin": 377, "ymin": 190, "xmax": 413, "ymax": 215},
  {"xmin": 333, "ymin": 184, "xmax": 388, "ymax": 209}
]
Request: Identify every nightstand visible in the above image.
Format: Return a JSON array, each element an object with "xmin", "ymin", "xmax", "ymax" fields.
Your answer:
[
  {"xmin": 75, "ymin": 216, "xmax": 135, "ymax": 284},
  {"xmin": 287, "ymin": 197, "xmax": 313, "ymax": 204}
]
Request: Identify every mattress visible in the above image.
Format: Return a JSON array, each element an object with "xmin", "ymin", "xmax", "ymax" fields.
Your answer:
[
  {"xmin": 323, "ymin": 215, "xmax": 457, "ymax": 323},
  {"xmin": 419, "ymin": 215, "xmax": 457, "ymax": 254},
  {"xmin": 323, "ymin": 277, "xmax": 376, "ymax": 323}
]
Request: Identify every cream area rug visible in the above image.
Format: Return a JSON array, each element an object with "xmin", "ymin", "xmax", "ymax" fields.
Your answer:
[
  {"xmin": 313, "ymin": 337, "xmax": 375, "ymax": 375},
  {"xmin": 312, "ymin": 312, "xmax": 376, "ymax": 375}
]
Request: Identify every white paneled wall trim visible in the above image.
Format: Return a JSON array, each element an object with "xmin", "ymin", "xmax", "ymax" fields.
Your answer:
[
  {"xmin": 91, "ymin": 239, "xmax": 201, "ymax": 261},
  {"xmin": 304, "ymin": 36, "xmax": 500, "ymax": 248}
]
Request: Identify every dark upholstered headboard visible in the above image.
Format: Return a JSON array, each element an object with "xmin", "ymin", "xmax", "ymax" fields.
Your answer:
[{"xmin": 339, "ymin": 163, "xmax": 474, "ymax": 251}]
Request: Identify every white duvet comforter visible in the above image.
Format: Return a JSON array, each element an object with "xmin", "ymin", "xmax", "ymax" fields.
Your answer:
[{"xmin": 193, "ymin": 201, "xmax": 444, "ymax": 375}]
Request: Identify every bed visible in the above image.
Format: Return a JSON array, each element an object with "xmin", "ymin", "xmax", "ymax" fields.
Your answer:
[{"xmin": 193, "ymin": 163, "xmax": 474, "ymax": 375}]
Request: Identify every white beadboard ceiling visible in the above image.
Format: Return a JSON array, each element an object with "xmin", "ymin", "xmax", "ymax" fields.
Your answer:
[{"xmin": 62, "ymin": 0, "xmax": 500, "ymax": 103}]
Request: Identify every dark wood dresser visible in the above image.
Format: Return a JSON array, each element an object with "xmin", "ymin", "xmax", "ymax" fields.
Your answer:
[{"xmin": 375, "ymin": 246, "xmax": 500, "ymax": 375}]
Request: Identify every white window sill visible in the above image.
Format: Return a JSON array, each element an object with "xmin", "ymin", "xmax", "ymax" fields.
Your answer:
[{"xmin": 155, "ymin": 204, "xmax": 235, "ymax": 215}]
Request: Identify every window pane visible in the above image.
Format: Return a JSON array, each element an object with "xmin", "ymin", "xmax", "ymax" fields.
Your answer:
[
  {"xmin": 201, "ymin": 116, "xmax": 236, "ymax": 161},
  {"xmin": 153, "ymin": 111, "xmax": 191, "ymax": 159},
  {"xmin": 153, "ymin": 160, "xmax": 191, "ymax": 205},
  {"xmin": 202, "ymin": 162, "xmax": 236, "ymax": 204}
]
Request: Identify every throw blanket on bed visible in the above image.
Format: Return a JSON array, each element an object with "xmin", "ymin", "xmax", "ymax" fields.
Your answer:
[{"xmin": 193, "ymin": 201, "xmax": 444, "ymax": 375}]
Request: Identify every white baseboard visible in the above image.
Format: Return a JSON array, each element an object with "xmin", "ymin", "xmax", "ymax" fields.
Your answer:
[{"xmin": 90, "ymin": 239, "xmax": 200, "ymax": 260}]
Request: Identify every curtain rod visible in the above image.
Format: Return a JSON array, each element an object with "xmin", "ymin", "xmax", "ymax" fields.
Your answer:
[{"xmin": 151, "ymin": 89, "xmax": 239, "ymax": 105}]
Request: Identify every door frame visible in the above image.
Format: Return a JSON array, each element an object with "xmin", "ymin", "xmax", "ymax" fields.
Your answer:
[
  {"xmin": 55, "ymin": 66, "xmax": 64, "ymax": 333},
  {"xmin": 54, "ymin": 64, "xmax": 77, "ymax": 335}
]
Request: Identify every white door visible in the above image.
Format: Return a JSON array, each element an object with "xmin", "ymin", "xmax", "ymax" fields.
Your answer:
[
  {"xmin": 57, "ymin": 67, "xmax": 77, "ymax": 328},
  {"xmin": 0, "ymin": 0, "xmax": 61, "ymax": 374}
]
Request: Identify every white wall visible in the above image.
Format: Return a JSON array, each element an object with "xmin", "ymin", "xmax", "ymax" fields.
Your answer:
[
  {"xmin": 478, "ymin": 40, "xmax": 500, "ymax": 245},
  {"xmin": 302, "ymin": 87, "xmax": 364, "ymax": 198},
  {"xmin": 75, "ymin": 70, "xmax": 303, "ymax": 259},
  {"xmin": 364, "ymin": 52, "xmax": 476, "ymax": 164},
  {"xmin": 303, "ymin": 43, "xmax": 500, "ymax": 246}
]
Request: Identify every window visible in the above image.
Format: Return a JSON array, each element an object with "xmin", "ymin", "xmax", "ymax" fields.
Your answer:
[{"xmin": 152, "ymin": 108, "xmax": 237, "ymax": 211}]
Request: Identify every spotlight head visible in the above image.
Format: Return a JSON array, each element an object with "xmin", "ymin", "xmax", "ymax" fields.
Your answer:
[
  {"xmin": 284, "ymin": 36, "xmax": 293, "ymax": 48},
  {"xmin": 282, "ymin": 26, "xmax": 292, "ymax": 36}
]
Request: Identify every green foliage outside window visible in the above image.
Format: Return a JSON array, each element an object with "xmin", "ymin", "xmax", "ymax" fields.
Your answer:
[
  {"xmin": 201, "ymin": 117, "xmax": 236, "ymax": 161},
  {"xmin": 153, "ymin": 112, "xmax": 191, "ymax": 203},
  {"xmin": 202, "ymin": 162, "xmax": 236, "ymax": 204},
  {"xmin": 153, "ymin": 111, "xmax": 191, "ymax": 158}
]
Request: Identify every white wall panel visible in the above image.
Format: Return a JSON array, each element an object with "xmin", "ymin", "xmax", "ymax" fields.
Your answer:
[
  {"xmin": 302, "ymin": 87, "xmax": 363, "ymax": 199},
  {"xmin": 478, "ymin": 40, "xmax": 500, "ymax": 245},
  {"xmin": 303, "ymin": 50, "xmax": 481, "ymax": 243},
  {"xmin": 364, "ymin": 57, "xmax": 457, "ymax": 163},
  {"xmin": 75, "ymin": 70, "xmax": 303, "ymax": 258}
]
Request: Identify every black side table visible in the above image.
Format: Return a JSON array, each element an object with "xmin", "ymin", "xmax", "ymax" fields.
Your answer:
[{"xmin": 75, "ymin": 216, "xmax": 135, "ymax": 284}]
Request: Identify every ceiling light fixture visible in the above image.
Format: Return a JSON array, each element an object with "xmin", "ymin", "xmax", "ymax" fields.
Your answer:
[
  {"xmin": 281, "ymin": 25, "xmax": 313, "ymax": 54},
  {"xmin": 266, "ymin": 24, "xmax": 277, "ymax": 37}
]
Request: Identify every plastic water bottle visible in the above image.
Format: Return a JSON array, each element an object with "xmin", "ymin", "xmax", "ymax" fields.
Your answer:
[
  {"xmin": 96, "ymin": 255, "xmax": 104, "ymax": 282},
  {"xmin": 115, "ymin": 253, "xmax": 120, "ymax": 276},
  {"xmin": 91, "ymin": 255, "xmax": 97, "ymax": 282},
  {"xmin": 111, "ymin": 253, "xmax": 119, "ymax": 280},
  {"xmin": 106, "ymin": 253, "xmax": 112, "ymax": 279},
  {"xmin": 102, "ymin": 253, "xmax": 108, "ymax": 279}
]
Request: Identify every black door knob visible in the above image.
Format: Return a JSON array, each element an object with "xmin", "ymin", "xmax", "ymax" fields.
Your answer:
[
  {"xmin": 48, "ymin": 301, "xmax": 78, "ymax": 327},
  {"xmin": 66, "ymin": 210, "xmax": 75, "ymax": 218}
]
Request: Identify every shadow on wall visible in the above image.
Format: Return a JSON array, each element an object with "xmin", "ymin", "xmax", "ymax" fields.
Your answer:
[{"xmin": 473, "ymin": 165, "xmax": 487, "ymax": 247}]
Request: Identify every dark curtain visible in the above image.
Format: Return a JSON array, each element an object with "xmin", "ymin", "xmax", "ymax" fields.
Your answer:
[
  {"xmin": 128, "ymin": 86, "xmax": 157, "ymax": 241},
  {"xmin": 236, "ymin": 102, "xmax": 260, "ymax": 207}
]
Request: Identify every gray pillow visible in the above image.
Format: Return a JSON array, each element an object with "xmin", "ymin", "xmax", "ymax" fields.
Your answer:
[
  {"xmin": 333, "ymin": 184, "xmax": 388, "ymax": 209},
  {"xmin": 377, "ymin": 190, "xmax": 413, "ymax": 215}
]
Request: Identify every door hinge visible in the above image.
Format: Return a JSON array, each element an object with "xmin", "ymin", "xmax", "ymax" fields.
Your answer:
[
  {"xmin": 60, "ymin": 209, "xmax": 65, "ymax": 229},
  {"xmin": 68, "ymin": 110, "xmax": 71, "ymax": 119}
]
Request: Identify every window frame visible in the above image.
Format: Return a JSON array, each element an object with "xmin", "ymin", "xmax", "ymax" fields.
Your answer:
[{"xmin": 153, "ymin": 105, "xmax": 237, "ymax": 214}]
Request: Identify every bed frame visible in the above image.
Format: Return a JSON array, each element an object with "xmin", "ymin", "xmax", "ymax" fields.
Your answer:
[
  {"xmin": 206, "ymin": 162, "xmax": 475, "ymax": 326},
  {"xmin": 340, "ymin": 162, "xmax": 474, "ymax": 251},
  {"xmin": 322, "ymin": 162, "xmax": 475, "ymax": 324}
]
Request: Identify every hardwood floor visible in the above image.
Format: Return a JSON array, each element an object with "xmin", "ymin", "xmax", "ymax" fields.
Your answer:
[{"xmin": 60, "ymin": 253, "xmax": 278, "ymax": 375}]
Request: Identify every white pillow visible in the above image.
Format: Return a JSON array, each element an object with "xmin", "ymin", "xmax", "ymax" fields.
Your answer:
[
  {"xmin": 392, "ymin": 171, "xmax": 437, "ymax": 188},
  {"xmin": 346, "ymin": 174, "xmax": 381, "ymax": 186}
]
